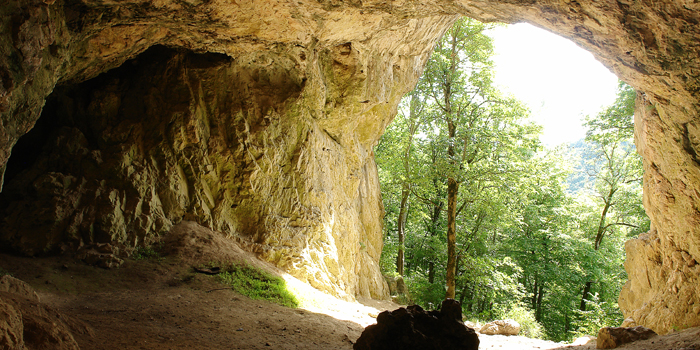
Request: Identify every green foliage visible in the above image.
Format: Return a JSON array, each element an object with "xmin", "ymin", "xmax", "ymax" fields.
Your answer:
[
  {"xmin": 503, "ymin": 304, "xmax": 543, "ymax": 339},
  {"xmin": 376, "ymin": 20, "xmax": 647, "ymax": 342},
  {"xmin": 571, "ymin": 293, "xmax": 623, "ymax": 338},
  {"xmin": 132, "ymin": 245, "xmax": 162, "ymax": 261},
  {"xmin": 395, "ymin": 294, "xmax": 413, "ymax": 305},
  {"xmin": 671, "ymin": 324, "xmax": 692, "ymax": 332},
  {"xmin": 405, "ymin": 273, "xmax": 447, "ymax": 311},
  {"xmin": 379, "ymin": 233, "xmax": 399, "ymax": 276},
  {"xmin": 584, "ymin": 81, "xmax": 636, "ymax": 144},
  {"xmin": 217, "ymin": 263, "xmax": 298, "ymax": 308}
]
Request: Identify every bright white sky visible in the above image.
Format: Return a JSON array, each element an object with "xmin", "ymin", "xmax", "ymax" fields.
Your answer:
[{"xmin": 487, "ymin": 23, "xmax": 619, "ymax": 146}]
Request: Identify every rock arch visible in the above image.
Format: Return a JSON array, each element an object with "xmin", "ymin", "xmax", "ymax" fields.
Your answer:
[{"xmin": 0, "ymin": 0, "xmax": 698, "ymax": 333}]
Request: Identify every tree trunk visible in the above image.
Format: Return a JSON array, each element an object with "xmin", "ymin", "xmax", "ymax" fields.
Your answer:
[
  {"xmin": 396, "ymin": 184, "xmax": 409, "ymax": 275},
  {"xmin": 442, "ymin": 24, "xmax": 460, "ymax": 301},
  {"xmin": 396, "ymin": 92, "xmax": 422, "ymax": 276},
  {"xmin": 594, "ymin": 188, "xmax": 615, "ymax": 250},
  {"xmin": 531, "ymin": 273, "xmax": 546, "ymax": 322},
  {"xmin": 581, "ymin": 187, "xmax": 614, "ymax": 310},
  {"xmin": 580, "ymin": 281, "xmax": 592, "ymax": 311},
  {"xmin": 536, "ymin": 282, "xmax": 544, "ymax": 322},
  {"xmin": 445, "ymin": 176, "xmax": 458, "ymax": 299}
]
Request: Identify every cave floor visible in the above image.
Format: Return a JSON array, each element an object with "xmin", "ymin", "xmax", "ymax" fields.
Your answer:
[
  {"xmin": 1, "ymin": 253, "xmax": 366, "ymax": 349},
  {"xmin": 1, "ymin": 252, "xmax": 699, "ymax": 350}
]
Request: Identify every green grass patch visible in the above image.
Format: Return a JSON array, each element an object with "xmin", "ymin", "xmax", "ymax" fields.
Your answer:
[
  {"xmin": 217, "ymin": 263, "xmax": 298, "ymax": 308},
  {"xmin": 132, "ymin": 245, "xmax": 162, "ymax": 261}
]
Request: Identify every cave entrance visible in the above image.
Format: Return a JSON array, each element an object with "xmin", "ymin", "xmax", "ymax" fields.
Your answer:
[{"xmin": 374, "ymin": 19, "xmax": 647, "ymax": 341}]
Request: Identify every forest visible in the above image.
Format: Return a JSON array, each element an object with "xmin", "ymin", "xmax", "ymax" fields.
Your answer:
[{"xmin": 375, "ymin": 18, "xmax": 650, "ymax": 342}]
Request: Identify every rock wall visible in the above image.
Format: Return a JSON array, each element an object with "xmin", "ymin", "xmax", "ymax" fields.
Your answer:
[
  {"xmin": 0, "ymin": 0, "xmax": 699, "ymax": 327},
  {"xmin": 0, "ymin": 0, "xmax": 456, "ymax": 300}
]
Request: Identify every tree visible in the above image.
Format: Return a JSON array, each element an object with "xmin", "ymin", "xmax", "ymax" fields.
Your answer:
[
  {"xmin": 579, "ymin": 81, "xmax": 648, "ymax": 311},
  {"xmin": 376, "ymin": 22, "xmax": 649, "ymax": 343},
  {"xmin": 375, "ymin": 92, "xmax": 423, "ymax": 276},
  {"xmin": 418, "ymin": 18, "xmax": 539, "ymax": 299}
]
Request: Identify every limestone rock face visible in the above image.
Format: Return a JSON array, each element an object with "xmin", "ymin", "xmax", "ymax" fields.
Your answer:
[
  {"xmin": 0, "ymin": 0, "xmax": 699, "ymax": 320},
  {"xmin": 0, "ymin": 0, "xmax": 460, "ymax": 300}
]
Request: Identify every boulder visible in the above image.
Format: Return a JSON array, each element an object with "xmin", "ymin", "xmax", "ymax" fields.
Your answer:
[
  {"xmin": 76, "ymin": 243, "xmax": 125, "ymax": 269},
  {"xmin": 597, "ymin": 326, "xmax": 657, "ymax": 349},
  {"xmin": 354, "ymin": 299, "xmax": 479, "ymax": 350},
  {"xmin": 0, "ymin": 276, "xmax": 89, "ymax": 350},
  {"xmin": 464, "ymin": 320, "xmax": 482, "ymax": 330},
  {"xmin": 0, "ymin": 275, "xmax": 39, "ymax": 302},
  {"xmin": 479, "ymin": 319, "xmax": 521, "ymax": 336},
  {"xmin": 384, "ymin": 274, "xmax": 410, "ymax": 304},
  {"xmin": 0, "ymin": 297, "xmax": 26, "ymax": 350}
]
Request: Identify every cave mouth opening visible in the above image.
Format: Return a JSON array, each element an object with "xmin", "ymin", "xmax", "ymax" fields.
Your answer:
[{"xmin": 374, "ymin": 19, "xmax": 646, "ymax": 341}]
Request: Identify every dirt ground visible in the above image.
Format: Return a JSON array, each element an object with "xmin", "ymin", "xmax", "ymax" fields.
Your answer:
[
  {"xmin": 1, "ymin": 222, "xmax": 699, "ymax": 350},
  {"xmin": 1, "ymin": 252, "xmax": 369, "ymax": 350}
]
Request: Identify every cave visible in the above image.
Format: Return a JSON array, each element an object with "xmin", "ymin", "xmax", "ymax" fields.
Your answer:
[{"xmin": 1, "ymin": 0, "xmax": 699, "ymax": 338}]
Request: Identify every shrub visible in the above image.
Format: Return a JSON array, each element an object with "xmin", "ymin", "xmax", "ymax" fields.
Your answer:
[
  {"xmin": 570, "ymin": 293, "xmax": 622, "ymax": 340},
  {"xmin": 132, "ymin": 245, "xmax": 162, "ymax": 260},
  {"xmin": 502, "ymin": 304, "xmax": 543, "ymax": 339},
  {"xmin": 404, "ymin": 273, "xmax": 445, "ymax": 311},
  {"xmin": 217, "ymin": 263, "xmax": 298, "ymax": 308}
]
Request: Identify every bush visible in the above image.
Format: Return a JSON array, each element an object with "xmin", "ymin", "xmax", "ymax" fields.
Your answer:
[
  {"xmin": 217, "ymin": 263, "xmax": 298, "ymax": 308},
  {"xmin": 380, "ymin": 234, "xmax": 399, "ymax": 276},
  {"xmin": 570, "ymin": 293, "xmax": 622, "ymax": 340},
  {"xmin": 404, "ymin": 273, "xmax": 445, "ymax": 310},
  {"xmin": 132, "ymin": 245, "xmax": 162, "ymax": 260},
  {"xmin": 502, "ymin": 304, "xmax": 543, "ymax": 339}
]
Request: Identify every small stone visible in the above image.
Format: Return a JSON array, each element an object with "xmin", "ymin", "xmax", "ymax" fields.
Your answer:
[{"xmin": 479, "ymin": 319, "xmax": 521, "ymax": 336}]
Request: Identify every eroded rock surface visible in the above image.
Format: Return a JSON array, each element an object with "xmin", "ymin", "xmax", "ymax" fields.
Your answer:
[
  {"xmin": 0, "ymin": 276, "xmax": 88, "ymax": 350},
  {"xmin": 0, "ymin": 0, "xmax": 699, "ymax": 328},
  {"xmin": 0, "ymin": 275, "xmax": 39, "ymax": 302}
]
